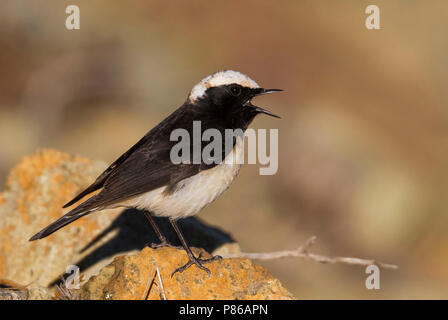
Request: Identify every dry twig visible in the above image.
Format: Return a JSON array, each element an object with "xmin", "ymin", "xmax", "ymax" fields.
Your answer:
[
  {"xmin": 222, "ymin": 236, "xmax": 397, "ymax": 270},
  {"xmin": 155, "ymin": 264, "xmax": 167, "ymax": 300},
  {"xmin": 56, "ymin": 275, "xmax": 80, "ymax": 300},
  {"xmin": 141, "ymin": 265, "xmax": 155, "ymax": 300},
  {"xmin": 141, "ymin": 262, "xmax": 167, "ymax": 300}
]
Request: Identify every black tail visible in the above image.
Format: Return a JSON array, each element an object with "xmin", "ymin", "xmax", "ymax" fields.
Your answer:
[{"xmin": 29, "ymin": 195, "xmax": 101, "ymax": 241}]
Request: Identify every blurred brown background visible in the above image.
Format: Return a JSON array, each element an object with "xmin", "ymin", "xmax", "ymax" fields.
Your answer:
[{"xmin": 1, "ymin": 0, "xmax": 448, "ymax": 299}]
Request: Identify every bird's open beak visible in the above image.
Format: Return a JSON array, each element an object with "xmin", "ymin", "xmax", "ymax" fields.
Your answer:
[
  {"xmin": 253, "ymin": 106, "xmax": 281, "ymax": 118},
  {"xmin": 250, "ymin": 88, "xmax": 283, "ymax": 118},
  {"xmin": 256, "ymin": 88, "xmax": 283, "ymax": 95}
]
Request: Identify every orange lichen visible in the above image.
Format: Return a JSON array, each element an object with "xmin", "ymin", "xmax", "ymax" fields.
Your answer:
[
  {"xmin": 0, "ymin": 225, "xmax": 17, "ymax": 278},
  {"xmin": 52, "ymin": 174, "xmax": 77, "ymax": 201},
  {"xmin": 0, "ymin": 149, "xmax": 121, "ymax": 289},
  {"xmin": 1, "ymin": 238, "xmax": 12, "ymax": 255},
  {"xmin": 0, "ymin": 226, "xmax": 15, "ymax": 255},
  {"xmin": 0, "ymin": 258, "xmax": 4, "ymax": 278},
  {"xmin": 17, "ymin": 197, "xmax": 30, "ymax": 225},
  {"xmin": 4, "ymin": 149, "xmax": 95, "ymax": 225},
  {"xmin": 7, "ymin": 149, "xmax": 90, "ymax": 191},
  {"xmin": 0, "ymin": 193, "xmax": 4, "ymax": 206}
]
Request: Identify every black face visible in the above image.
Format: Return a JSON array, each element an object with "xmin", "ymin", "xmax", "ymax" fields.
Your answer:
[{"xmin": 195, "ymin": 84, "xmax": 281, "ymax": 130}]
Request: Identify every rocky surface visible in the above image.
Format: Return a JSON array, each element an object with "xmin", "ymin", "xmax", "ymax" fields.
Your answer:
[
  {"xmin": 80, "ymin": 246, "xmax": 294, "ymax": 300},
  {"xmin": 0, "ymin": 149, "xmax": 293, "ymax": 299}
]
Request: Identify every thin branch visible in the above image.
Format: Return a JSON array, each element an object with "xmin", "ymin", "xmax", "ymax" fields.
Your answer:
[
  {"xmin": 56, "ymin": 275, "xmax": 80, "ymax": 300},
  {"xmin": 155, "ymin": 264, "xmax": 167, "ymax": 300},
  {"xmin": 221, "ymin": 236, "xmax": 398, "ymax": 270},
  {"xmin": 141, "ymin": 262, "xmax": 167, "ymax": 300},
  {"xmin": 141, "ymin": 265, "xmax": 155, "ymax": 300}
]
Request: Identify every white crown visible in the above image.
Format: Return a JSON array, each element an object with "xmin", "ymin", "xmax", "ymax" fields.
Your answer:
[{"xmin": 189, "ymin": 70, "xmax": 260, "ymax": 102}]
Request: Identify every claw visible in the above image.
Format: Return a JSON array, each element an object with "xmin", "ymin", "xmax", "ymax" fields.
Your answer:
[{"xmin": 171, "ymin": 253, "xmax": 222, "ymax": 277}]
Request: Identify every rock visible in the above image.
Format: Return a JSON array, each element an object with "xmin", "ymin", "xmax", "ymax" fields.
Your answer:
[
  {"xmin": 80, "ymin": 247, "xmax": 294, "ymax": 300},
  {"xmin": 0, "ymin": 279, "xmax": 54, "ymax": 300},
  {"xmin": 0, "ymin": 150, "xmax": 121, "ymax": 289},
  {"xmin": 0, "ymin": 149, "xmax": 241, "ymax": 297},
  {"xmin": 0, "ymin": 279, "xmax": 29, "ymax": 300},
  {"xmin": 0, "ymin": 288, "xmax": 29, "ymax": 300},
  {"xmin": 0, "ymin": 150, "xmax": 292, "ymax": 299}
]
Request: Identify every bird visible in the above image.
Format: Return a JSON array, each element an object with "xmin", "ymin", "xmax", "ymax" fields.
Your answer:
[{"xmin": 29, "ymin": 70, "xmax": 282, "ymax": 276}]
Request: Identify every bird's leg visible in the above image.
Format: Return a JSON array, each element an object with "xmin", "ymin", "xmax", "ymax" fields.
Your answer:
[
  {"xmin": 169, "ymin": 217, "xmax": 222, "ymax": 277},
  {"xmin": 143, "ymin": 211, "xmax": 179, "ymax": 249}
]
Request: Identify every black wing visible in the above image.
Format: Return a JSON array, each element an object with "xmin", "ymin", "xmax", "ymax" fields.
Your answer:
[
  {"xmin": 63, "ymin": 104, "xmax": 190, "ymax": 208},
  {"xmin": 63, "ymin": 135, "xmax": 151, "ymax": 208},
  {"xmin": 64, "ymin": 102, "xmax": 234, "ymax": 209}
]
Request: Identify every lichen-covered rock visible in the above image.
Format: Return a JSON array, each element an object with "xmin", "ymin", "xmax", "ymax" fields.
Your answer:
[
  {"xmin": 0, "ymin": 279, "xmax": 54, "ymax": 300},
  {"xmin": 0, "ymin": 149, "xmax": 241, "ymax": 297},
  {"xmin": 80, "ymin": 247, "xmax": 295, "ymax": 300},
  {"xmin": 0, "ymin": 150, "xmax": 121, "ymax": 288}
]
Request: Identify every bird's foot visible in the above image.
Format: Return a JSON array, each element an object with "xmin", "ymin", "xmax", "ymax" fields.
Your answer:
[{"xmin": 171, "ymin": 252, "xmax": 222, "ymax": 277}]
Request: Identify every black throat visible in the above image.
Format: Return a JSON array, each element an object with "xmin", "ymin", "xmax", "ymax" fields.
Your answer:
[{"xmin": 191, "ymin": 99, "xmax": 257, "ymax": 132}]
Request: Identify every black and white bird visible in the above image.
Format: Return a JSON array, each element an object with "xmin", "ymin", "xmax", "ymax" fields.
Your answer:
[{"xmin": 29, "ymin": 70, "xmax": 282, "ymax": 275}]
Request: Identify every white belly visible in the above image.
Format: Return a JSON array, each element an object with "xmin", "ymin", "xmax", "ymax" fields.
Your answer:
[{"xmin": 125, "ymin": 137, "xmax": 243, "ymax": 218}]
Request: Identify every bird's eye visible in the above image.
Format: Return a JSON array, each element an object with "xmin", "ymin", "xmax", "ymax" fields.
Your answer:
[{"xmin": 229, "ymin": 85, "xmax": 241, "ymax": 96}]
